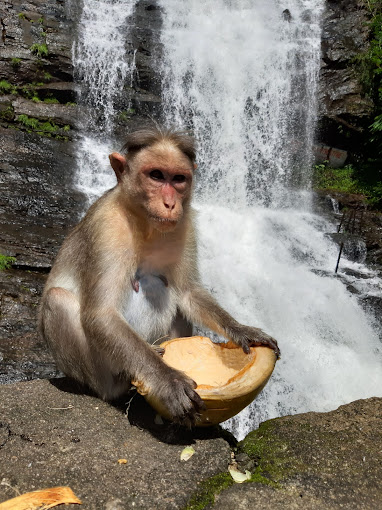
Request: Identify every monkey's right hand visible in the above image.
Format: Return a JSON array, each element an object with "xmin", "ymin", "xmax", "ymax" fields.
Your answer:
[{"xmin": 154, "ymin": 367, "xmax": 206, "ymax": 427}]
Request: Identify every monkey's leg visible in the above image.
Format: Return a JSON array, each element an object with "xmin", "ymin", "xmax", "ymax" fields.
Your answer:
[{"xmin": 41, "ymin": 287, "xmax": 131, "ymax": 399}]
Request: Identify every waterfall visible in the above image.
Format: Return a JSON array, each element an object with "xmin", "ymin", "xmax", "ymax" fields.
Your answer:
[
  {"xmin": 73, "ymin": 0, "xmax": 136, "ymax": 203},
  {"xmin": 158, "ymin": 0, "xmax": 382, "ymax": 439},
  {"xmin": 73, "ymin": 0, "xmax": 382, "ymax": 440}
]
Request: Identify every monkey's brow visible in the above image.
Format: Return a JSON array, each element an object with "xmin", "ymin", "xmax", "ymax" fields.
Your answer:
[{"xmin": 142, "ymin": 164, "xmax": 193, "ymax": 175}]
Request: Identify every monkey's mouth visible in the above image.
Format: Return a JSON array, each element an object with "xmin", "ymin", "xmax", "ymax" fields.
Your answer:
[{"xmin": 150, "ymin": 215, "xmax": 178, "ymax": 225}]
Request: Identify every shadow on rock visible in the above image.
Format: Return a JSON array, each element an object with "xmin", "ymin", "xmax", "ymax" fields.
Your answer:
[{"xmin": 49, "ymin": 376, "xmax": 236, "ymax": 446}]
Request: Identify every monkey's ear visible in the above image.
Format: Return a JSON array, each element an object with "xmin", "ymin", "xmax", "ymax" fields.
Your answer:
[{"xmin": 109, "ymin": 152, "xmax": 128, "ymax": 183}]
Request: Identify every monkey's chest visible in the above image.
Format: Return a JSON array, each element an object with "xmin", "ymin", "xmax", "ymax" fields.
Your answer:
[{"xmin": 122, "ymin": 272, "xmax": 177, "ymax": 344}]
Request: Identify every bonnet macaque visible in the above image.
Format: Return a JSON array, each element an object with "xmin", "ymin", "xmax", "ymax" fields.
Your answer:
[{"xmin": 39, "ymin": 126, "xmax": 279, "ymax": 425}]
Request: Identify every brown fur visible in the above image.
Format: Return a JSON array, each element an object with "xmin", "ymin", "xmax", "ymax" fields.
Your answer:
[{"xmin": 39, "ymin": 126, "xmax": 279, "ymax": 426}]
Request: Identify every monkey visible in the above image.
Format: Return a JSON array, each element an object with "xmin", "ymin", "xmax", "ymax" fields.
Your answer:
[{"xmin": 39, "ymin": 126, "xmax": 280, "ymax": 426}]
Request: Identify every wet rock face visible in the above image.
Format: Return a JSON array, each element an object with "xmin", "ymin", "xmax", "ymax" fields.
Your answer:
[
  {"xmin": 319, "ymin": 0, "xmax": 373, "ymax": 120},
  {"xmin": 318, "ymin": 0, "xmax": 374, "ymax": 149},
  {"xmin": 0, "ymin": 0, "xmax": 75, "ymax": 84}
]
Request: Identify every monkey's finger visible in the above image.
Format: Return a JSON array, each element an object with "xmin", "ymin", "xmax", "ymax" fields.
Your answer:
[
  {"xmin": 152, "ymin": 346, "xmax": 165, "ymax": 356},
  {"xmin": 184, "ymin": 386, "xmax": 206, "ymax": 411}
]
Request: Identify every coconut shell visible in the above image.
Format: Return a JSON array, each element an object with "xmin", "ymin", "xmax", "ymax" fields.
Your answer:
[{"xmin": 136, "ymin": 336, "xmax": 276, "ymax": 426}]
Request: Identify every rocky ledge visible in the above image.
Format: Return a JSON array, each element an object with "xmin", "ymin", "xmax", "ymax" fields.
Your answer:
[{"xmin": 0, "ymin": 380, "xmax": 381, "ymax": 509}]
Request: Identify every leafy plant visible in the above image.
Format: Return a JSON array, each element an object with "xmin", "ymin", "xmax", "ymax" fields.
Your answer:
[
  {"xmin": 17, "ymin": 114, "xmax": 40, "ymax": 129},
  {"xmin": 0, "ymin": 80, "xmax": 17, "ymax": 95},
  {"xmin": 313, "ymin": 162, "xmax": 382, "ymax": 208},
  {"xmin": 30, "ymin": 43, "xmax": 48, "ymax": 58},
  {"xmin": 0, "ymin": 254, "xmax": 16, "ymax": 271}
]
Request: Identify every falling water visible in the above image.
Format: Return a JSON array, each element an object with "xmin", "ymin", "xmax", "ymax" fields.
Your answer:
[
  {"xmin": 158, "ymin": 0, "xmax": 382, "ymax": 439},
  {"xmin": 73, "ymin": 0, "xmax": 136, "ymax": 202},
  {"xmin": 73, "ymin": 0, "xmax": 382, "ymax": 439}
]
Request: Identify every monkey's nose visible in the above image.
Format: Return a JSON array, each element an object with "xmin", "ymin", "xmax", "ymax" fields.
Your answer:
[{"xmin": 162, "ymin": 184, "xmax": 176, "ymax": 210}]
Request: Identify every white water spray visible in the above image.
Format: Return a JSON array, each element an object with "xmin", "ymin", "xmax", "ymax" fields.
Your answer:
[{"xmin": 73, "ymin": 0, "xmax": 136, "ymax": 203}]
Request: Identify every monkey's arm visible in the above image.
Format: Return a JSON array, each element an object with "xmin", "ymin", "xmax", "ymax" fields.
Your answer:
[
  {"xmin": 179, "ymin": 285, "xmax": 280, "ymax": 358},
  {"xmin": 80, "ymin": 251, "xmax": 205, "ymax": 424}
]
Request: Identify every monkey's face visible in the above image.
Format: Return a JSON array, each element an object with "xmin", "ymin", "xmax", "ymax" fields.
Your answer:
[{"xmin": 126, "ymin": 143, "xmax": 194, "ymax": 232}]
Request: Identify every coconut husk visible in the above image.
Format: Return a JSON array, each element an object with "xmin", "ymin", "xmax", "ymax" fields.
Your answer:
[
  {"xmin": 134, "ymin": 336, "xmax": 276, "ymax": 426},
  {"xmin": 0, "ymin": 486, "xmax": 81, "ymax": 509}
]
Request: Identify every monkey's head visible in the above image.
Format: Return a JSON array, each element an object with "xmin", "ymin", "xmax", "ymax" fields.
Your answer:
[{"xmin": 109, "ymin": 128, "xmax": 196, "ymax": 233}]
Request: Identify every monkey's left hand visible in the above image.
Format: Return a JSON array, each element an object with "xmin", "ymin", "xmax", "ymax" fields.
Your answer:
[{"xmin": 229, "ymin": 325, "xmax": 280, "ymax": 359}]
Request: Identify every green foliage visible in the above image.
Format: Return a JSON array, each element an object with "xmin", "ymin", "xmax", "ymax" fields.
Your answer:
[
  {"xmin": 18, "ymin": 12, "xmax": 26, "ymax": 19},
  {"xmin": 30, "ymin": 43, "xmax": 49, "ymax": 58},
  {"xmin": 0, "ymin": 106, "xmax": 14, "ymax": 121},
  {"xmin": 354, "ymin": 2, "xmax": 382, "ymax": 152},
  {"xmin": 183, "ymin": 473, "xmax": 233, "ymax": 510},
  {"xmin": 16, "ymin": 114, "xmax": 63, "ymax": 138},
  {"xmin": 43, "ymin": 97, "xmax": 59, "ymax": 104},
  {"xmin": 17, "ymin": 114, "xmax": 40, "ymax": 129},
  {"xmin": 313, "ymin": 162, "xmax": 382, "ymax": 208},
  {"xmin": 0, "ymin": 254, "xmax": 16, "ymax": 271},
  {"xmin": 313, "ymin": 164, "xmax": 361, "ymax": 194},
  {"xmin": 43, "ymin": 71, "xmax": 52, "ymax": 82},
  {"xmin": 118, "ymin": 108, "xmax": 136, "ymax": 123},
  {"xmin": 0, "ymin": 80, "xmax": 17, "ymax": 95},
  {"xmin": 11, "ymin": 58, "xmax": 21, "ymax": 68}
]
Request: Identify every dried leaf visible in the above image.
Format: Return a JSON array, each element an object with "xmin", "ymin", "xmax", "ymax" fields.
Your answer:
[
  {"xmin": 0, "ymin": 486, "xmax": 81, "ymax": 509},
  {"xmin": 228, "ymin": 466, "xmax": 251, "ymax": 483},
  {"xmin": 180, "ymin": 446, "xmax": 195, "ymax": 461},
  {"xmin": 117, "ymin": 459, "xmax": 127, "ymax": 464}
]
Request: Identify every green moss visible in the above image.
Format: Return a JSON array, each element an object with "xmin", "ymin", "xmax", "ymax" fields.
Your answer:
[
  {"xmin": 238, "ymin": 419, "xmax": 304, "ymax": 484},
  {"xmin": 17, "ymin": 114, "xmax": 40, "ymax": 129},
  {"xmin": 15, "ymin": 114, "xmax": 65, "ymax": 139},
  {"xmin": 0, "ymin": 80, "xmax": 17, "ymax": 95},
  {"xmin": 11, "ymin": 58, "xmax": 22, "ymax": 68},
  {"xmin": 43, "ymin": 97, "xmax": 59, "ymax": 104},
  {"xmin": 0, "ymin": 106, "xmax": 14, "ymax": 121},
  {"xmin": 313, "ymin": 162, "xmax": 382, "ymax": 208},
  {"xmin": 40, "ymin": 121, "xmax": 59, "ymax": 133},
  {"xmin": 30, "ymin": 43, "xmax": 48, "ymax": 58},
  {"xmin": 118, "ymin": 108, "xmax": 136, "ymax": 123},
  {"xmin": 183, "ymin": 473, "xmax": 233, "ymax": 510},
  {"xmin": 43, "ymin": 72, "xmax": 52, "ymax": 82},
  {"xmin": 18, "ymin": 12, "xmax": 26, "ymax": 19},
  {"xmin": 313, "ymin": 164, "xmax": 361, "ymax": 194},
  {"xmin": 0, "ymin": 254, "xmax": 16, "ymax": 271}
]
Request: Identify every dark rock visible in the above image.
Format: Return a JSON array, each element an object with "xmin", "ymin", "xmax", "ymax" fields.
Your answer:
[
  {"xmin": 0, "ymin": 268, "xmax": 56, "ymax": 385},
  {"xmin": 0, "ymin": 0, "xmax": 74, "ymax": 84},
  {"xmin": 12, "ymin": 96, "xmax": 78, "ymax": 127},
  {"xmin": 0, "ymin": 379, "xmax": 232, "ymax": 509},
  {"xmin": 282, "ymin": 9, "xmax": 292, "ymax": 22},
  {"xmin": 318, "ymin": 0, "xmax": 374, "ymax": 149},
  {"xmin": 0, "ymin": 383, "xmax": 380, "ymax": 510},
  {"xmin": 313, "ymin": 144, "xmax": 348, "ymax": 167},
  {"xmin": 0, "ymin": 126, "xmax": 84, "ymax": 268},
  {"xmin": 212, "ymin": 398, "xmax": 382, "ymax": 510}
]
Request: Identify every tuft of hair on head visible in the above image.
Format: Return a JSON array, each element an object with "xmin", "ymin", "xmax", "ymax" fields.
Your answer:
[{"xmin": 122, "ymin": 125, "xmax": 197, "ymax": 165}]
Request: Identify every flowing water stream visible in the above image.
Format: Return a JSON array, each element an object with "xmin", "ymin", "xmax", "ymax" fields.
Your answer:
[{"xmin": 73, "ymin": 0, "xmax": 382, "ymax": 440}]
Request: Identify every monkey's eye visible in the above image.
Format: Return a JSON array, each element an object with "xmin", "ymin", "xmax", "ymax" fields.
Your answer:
[
  {"xmin": 149, "ymin": 169, "xmax": 164, "ymax": 180},
  {"xmin": 173, "ymin": 174, "xmax": 186, "ymax": 183}
]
